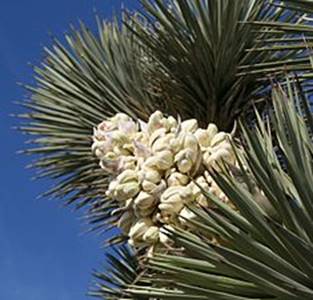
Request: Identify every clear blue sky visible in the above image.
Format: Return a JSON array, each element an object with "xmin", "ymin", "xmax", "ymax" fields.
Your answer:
[{"xmin": 0, "ymin": 1, "xmax": 138, "ymax": 299}]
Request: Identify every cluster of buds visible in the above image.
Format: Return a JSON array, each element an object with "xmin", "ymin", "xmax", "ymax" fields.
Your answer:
[{"xmin": 92, "ymin": 111, "xmax": 237, "ymax": 250}]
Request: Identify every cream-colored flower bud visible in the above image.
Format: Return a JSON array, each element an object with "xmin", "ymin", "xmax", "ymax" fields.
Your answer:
[
  {"xmin": 195, "ymin": 129, "xmax": 211, "ymax": 147},
  {"xmin": 143, "ymin": 179, "xmax": 165, "ymax": 196},
  {"xmin": 148, "ymin": 111, "xmax": 164, "ymax": 134},
  {"xmin": 143, "ymin": 157, "xmax": 160, "ymax": 170},
  {"xmin": 114, "ymin": 182, "xmax": 140, "ymax": 201},
  {"xmin": 179, "ymin": 207, "xmax": 197, "ymax": 225},
  {"xmin": 134, "ymin": 129, "xmax": 149, "ymax": 143},
  {"xmin": 140, "ymin": 168, "xmax": 161, "ymax": 184},
  {"xmin": 122, "ymin": 142, "xmax": 135, "ymax": 154},
  {"xmin": 92, "ymin": 129, "xmax": 103, "ymax": 142},
  {"xmin": 118, "ymin": 120, "xmax": 138, "ymax": 136},
  {"xmin": 175, "ymin": 149, "xmax": 196, "ymax": 173},
  {"xmin": 149, "ymin": 128, "xmax": 166, "ymax": 147},
  {"xmin": 160, "ymin": 186, "xmax": 193, "ymax": 215},
  {"xmin": 167, "ymin": 172, "xmax": 189, "ymax": 186},
  {"xmin": 138, "ymin": 206, "xmax": 156, "ymax": 218},
  {"xmin": 119, "ymin": 156, "xmax": 137, "ymax": 171},
  {"xmin": 142, "ymin": 180, "xmax": 158, "ymax": 193},
  {"xmin": 111, "ymin": 113, "xmax": 132, "ymax": 125},
  {"xmin": 157, "ymin": 150, "xmax": 174, "ymax": 168},
  {"xmin": 92, "ymin": 139, "xmax": 112, "ymax": 156},
  {"xmin": 100, "ymin": 157, "xmax": 120, "ymax": 173},
  {"xmin": 97, "ymin": 119, "xmax": 115, "ymax": 132},
  {"xmin": 134, "ymin": 191, "xmax": 156, "ymax": 211},
  {"xmin": 94, "ymin": 148, "xmax": 104, "ymax": 159},
  {"xmin": 183, "ymin": 133, "xmax": 199, "ymax": 151},
  {"xmin": 133, "ymin": 140, "xmax": 150, "ymax": 158},
  {"xmin": 210, "ymin": 132, "xmax": 230, "ymax": 147},
  {"xmin": 179, "ymin": 185, "xmax": 194, "ymax": 201},
  {"xmin": 111, "ymin": 170, "xmax": 139, "ymax": 200},
  {"xmin": 107, "ymin": 180, "xmax": 118, "ymax": 197},
  {"xmin": 169, "ymin": 137, "xmax": 182, "ymax": 153},
  {"xmin": 129, "ymin": 218, "xmax": 153, "ymax": 245},
  {"xmin": 113, "ymin": 146, "xmax": 129, "ymax": 157},
  {"xmin": 92, "ymin": 141, "xmax": 107, "ymax": 158},
  {"xmin": 164, "ymin": 168, "xmax": 176, "ymax": 178},
  {"xmin": 159, "ymin": 194, "xmax": 184, "ymax": 214},
  {"xmin": 167, "ymin": 116, "xmax": 178, "ymax": 132},
  {"xmin": 181, "ymin": 119, "xmax": 198, "ymax": 133},
  {"xmin": 104, "ymin": 151, "xmax": 118, "ymax": 160},
  {"xmin": 159, "ymin": 187, "xmax": 184, "ymax": 215},
  {"xmin": 116, "ymin": 169, "xmax": 138, "ymax": 183},
  {"xmin": 152, "ymin": 133, "xmax": 175, "ymax": 153},
  {"xmin": 158, "ymin": 116, "xmax": 174, "ymax": 132},
  {"xmin": 145, "ymin": 150, "xmax": 174, "ymax": 170},
  {"xmin": 207, "ymin": 123, "xmax": 218, "ymax": 141},
  {"xmin": 151, "ymin": 179, "xmax": 167, "ymax": 196},
  {"xmin": 204, "ymin": 148, "xmax": 232, "ymax": 169},
  {"xmin": 210, "ymin": 138, "xmax": 231, "ymax": 152},
  {"xmin": 177, "ymin": 157, "xmax": 194, "ymax": 174},
  {"xmin": 143, "ymin": 226, "xmax": 159, "ymax": 243},
  {"xmin": 110, "ymin": 131, "xmax": 128, "ymax": 146}
]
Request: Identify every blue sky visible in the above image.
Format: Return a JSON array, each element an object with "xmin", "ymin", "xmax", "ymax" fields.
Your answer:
[{"xmin": 0, "ymin": 1, "xmax": 138, "ymax": 299}]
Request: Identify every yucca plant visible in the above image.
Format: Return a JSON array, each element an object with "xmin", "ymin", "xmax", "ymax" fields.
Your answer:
[
  {"xmin": 18, "ymin": 0, "xmax": 313, "ymax": 299},
  {"xmin": 19, "ymin": 0, "xmax": 313, "ymax": 240}
]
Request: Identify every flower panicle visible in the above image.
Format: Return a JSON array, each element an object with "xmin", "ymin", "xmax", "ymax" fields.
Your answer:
[{"xmin": 92, "ymin": 111, "xmax": 237, "ymax": 251}]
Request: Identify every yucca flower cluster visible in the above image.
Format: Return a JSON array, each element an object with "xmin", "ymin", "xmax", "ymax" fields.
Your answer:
[{"xmin": 92, "ymin": 111, "xmax": 237, "ymax": 249}]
